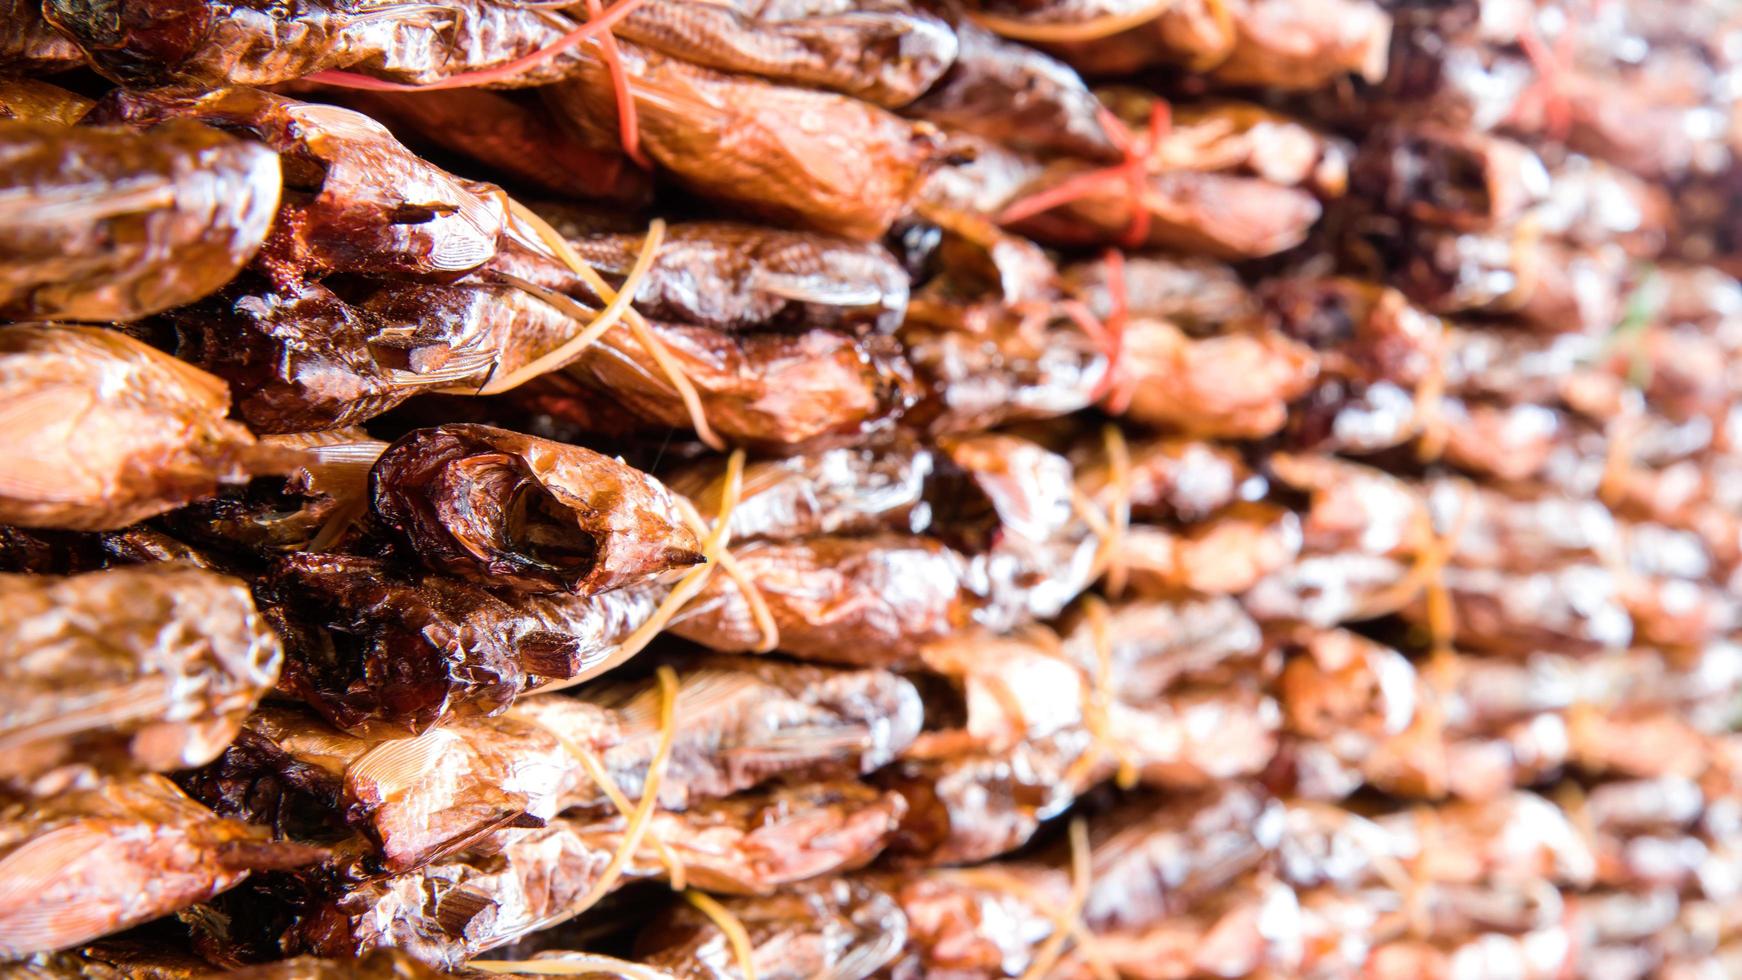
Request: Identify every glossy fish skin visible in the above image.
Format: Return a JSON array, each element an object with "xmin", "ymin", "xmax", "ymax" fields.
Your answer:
[
  {"xmin": 285, "ymin": 782, "xmax": 905, "ymax": 965},
  {"xmin": 93, "ymin": 87, "xmax": 519, "ymax": 284},
  {"xmin": 906, "ymin": 17, "xmax": 1119, "ymax": 161},
  {"xmin": 165, "ymin": 277, "xmax": 429, "ymax": 435},
  {"xmin": 0, "ymin": 775, "xmax": 323, "ymax": 959},
  {"xmin": 316, "ymin": 88, "xmax": 651, "ymax": 205},
  {"xmin": 546, "ymin": 40, "xmax": 950, "ymax": 241},
  {"xmin": 263, "ymin": 553, "xmax": 664, "ymax": 734},
  {"xmin": 0, "ymin": 119, "xmax": 280, "ymax": 322},
  {"xmin": 556, "ymin": 219, "xmax": 912, "ymax": 335},
  {"xmin": 44, "ymin": 0, "xmax": 574, "ymax": 89},
  {"xmin": 617, "ymin": 0, "xmax": 958, "ymax": 108},
  {"xmin": 0, "ymin": 566, "xmax": 281, "ymax": 797},
  {"xmin": 165, "ymin": 237, "xmax": 609, "ymax": 435},
  {"xmin": 0, "ymin": 325, "xmax": 289, "ymax": 531},
  {"xmin": 371, "ymin": 424, "xmax": 701, "ymax": 595},
  {"xmin": 186, "ymin": 660, "xmax": 922, "ymax": 873}
]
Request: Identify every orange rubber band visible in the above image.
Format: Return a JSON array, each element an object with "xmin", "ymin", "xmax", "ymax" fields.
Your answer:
[{"xmin": 999, "ymin": 102, "xmax": 1171, "ymax": 249}]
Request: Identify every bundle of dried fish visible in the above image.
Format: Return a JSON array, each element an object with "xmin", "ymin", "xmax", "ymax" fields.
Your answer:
[
  {"xmin": 264, "ymin": 552, "xmax": 667, "ymax": 731},
  {"xmin": 1375, "ymin": 1, "xmax": 1736, "ymax": 180},
  {"xmin": 185, "ymin": 658, "xmax": 922, "ymax": 870},
  {"xmin": 663, "ymin": 433, "xmax": 1099, "ymax": 664},
  {"xmin": 882, "ymin": 597, "xmax": 1276, "ymax": 865},
  {"xmin": 274, "ymin": 781, "xmax": 905, "ymax": 965},
  {"xmin": 546, "ymin": 40, "xmax": 953, "ymax": 241},
  {"xmin": 995, "ymin": 96, "xmax": 1345, "ymax": 258}
]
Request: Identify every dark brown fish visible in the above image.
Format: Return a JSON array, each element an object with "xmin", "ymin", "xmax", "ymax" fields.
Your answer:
[
  {"xmin": 371, "ymin": 424, "xmax": 701, "ymax": 594},
  {"xmin": 92, "ymin": 87, "xmax": 525, "ymax": 284},
  {"xmin": 0, "ymin": 0, "xmax": 85, "ymax": 75},
  {"xmin": 905, "ymin": 17, "xmax": 1118, "ymax": 160},
  {"xmin": 264, "ymin": 552, "xmax": 665, "ymax": 732}
]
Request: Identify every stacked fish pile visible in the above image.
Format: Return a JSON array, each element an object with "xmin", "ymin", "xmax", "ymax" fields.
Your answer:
[{"xmin": 2, "ymin": 0, "xmax": 1740, "ymax": 976}]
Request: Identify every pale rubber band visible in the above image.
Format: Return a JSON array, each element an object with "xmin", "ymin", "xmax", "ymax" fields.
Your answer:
[
  {"xmin": 1313, "ymin": 801, "xmax": 1426, "ymax": 941},
  {"xmin": 1496, "ymin": 214, "xmax": 1543, "ymax": 313},
  {"xmin": 479, "ymin": 217, "xmax": 666, "ymax": 395},
  {"xmin": 1185, "ymin": 0, "xmax": 1237, "ymax": 72},
  {"xmin": 506, "ymin": 199, "xmax": 723, "ymax": 450},
  {"xmin": 1414, "ymin": 319, "xmax": 1450, "ymax": 463},
  {"xmin": 548, "ymin": 726, "xmax": 687, "ymax": 891},
  {"xmin": 1063, "ymin": 597, "xmax": 1139, "ymax": 790},
  {"xmin": 674, "ymin": 486, "xmax": 778, "ymax": 654},
  {"xmin": 1019, "ymin": 818, "xmax": 1096, "ymax": 980},
  {"xmin": 530, "ymin": 450, "xmax": 747, "ymax": 695},
  {"xmin": 1598, "ymin": 397, "xmax": 1642, "ymax": 509},
  {"xmin": 1366, "ymin": 482, "xmax": 1469, "ymax": 660},
  {"xmin": 938, "ymin": 866, "xmax": 1116, "ymax": 980},
  {"xmin": 683, "ymin": 890, "xmax": 758, "ymax": 980},
  {"xmin": 1551, "ymin": 779, "xmax": 1601, "ymax": 888},
  {"xmin": 1100, "ymin": 425, "xmax": 1133, "ymax": 597},
  {"xmin": 1071, "ymin": 426, "xmax": 1133, "ymax": 597},
  {"xmin": 500, "ymin": 666, "xmax": 680, "ymax": 939},
  {"xmin": 965, "ymin": 1, "xmax": 1169, "ymax": 43}
]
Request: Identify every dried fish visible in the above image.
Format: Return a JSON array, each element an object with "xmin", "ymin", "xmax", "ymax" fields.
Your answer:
[
  {"xmin": 0, "ymin": 775, "xmax": 323, "ymax": 958},
  {"xmin": 93, "ymin": 87, "xmax": 525, "ymax": 283},
  {"xmin": 547, "ymin": 40, "xmax": 951, "ymax": 240},
  {"xmin": 187, "ymin": 659, "xmax": 922, "ymax": 870},
  {"xmin": 614, "ymin": 0, "xmax": 958, "ymax": 107},
  {"xmin": 0, "ymin": 566, "xmax": 281, "ymax": 796},
  {"xmin": 284, "ymin": 782, "xmax": 905, "ymax": 964},
  {"xmin": 0, "ymin": 325, "xmax": 293, "ymax": 531},
  {"xmin": 263, "ymin": 553, "xmax": 664, "ymax": 732},
  {"xmin": 0, "ymin": 119, "xmax": 280, "ymax": 321},
  {"xmin": 371, "ymin": 424, "xmax": 701, "ymax": 594}
]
